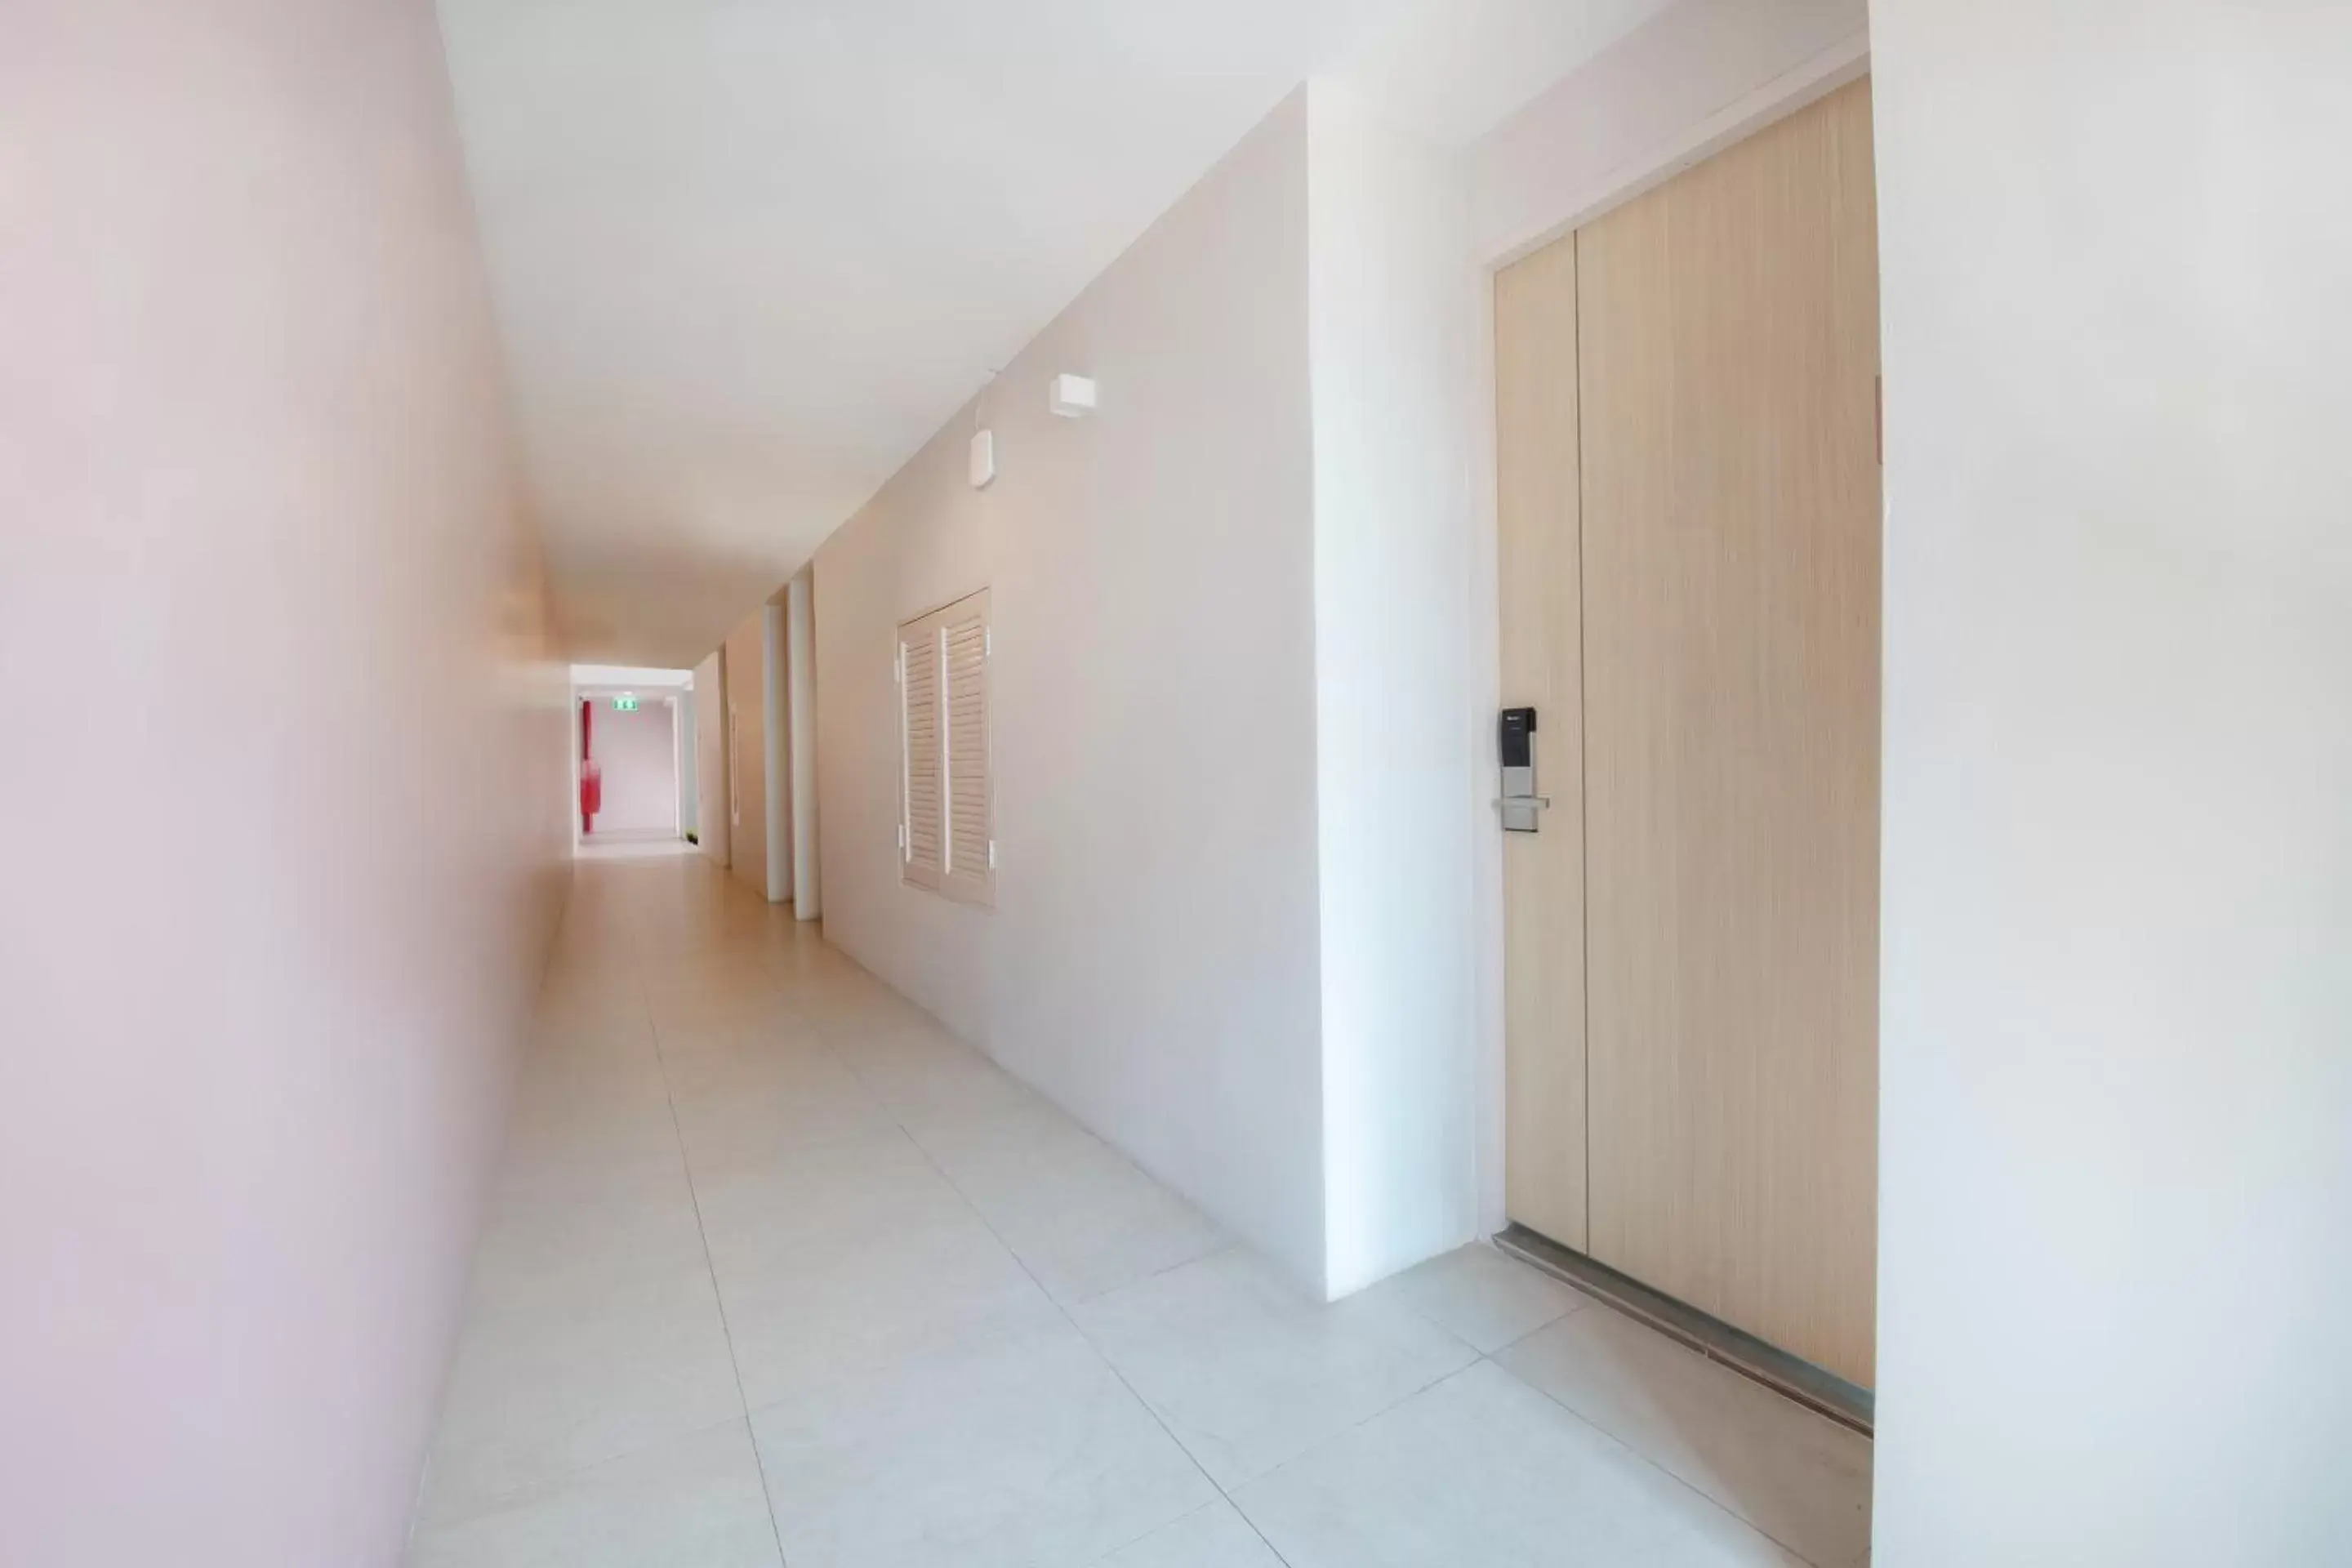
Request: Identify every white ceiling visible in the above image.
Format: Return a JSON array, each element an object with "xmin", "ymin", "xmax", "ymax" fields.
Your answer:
[
  {"xmin": 1334, "ymin": 0, "xmax": 1670, "ymax": 145},
  {"xmin": 437, "ymin": 0, "xmax": 1666, "ymax": 666}
]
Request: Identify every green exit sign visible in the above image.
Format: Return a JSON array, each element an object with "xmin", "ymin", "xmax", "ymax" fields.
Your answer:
[{"xmin": 612, "ymin": 695, "xmax": 639, "ymax": 712}]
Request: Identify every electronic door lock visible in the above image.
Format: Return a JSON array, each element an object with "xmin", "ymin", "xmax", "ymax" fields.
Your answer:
[{"xmin": 1494, "ymin": 706, "xmax": 1548, "ymax": 832}]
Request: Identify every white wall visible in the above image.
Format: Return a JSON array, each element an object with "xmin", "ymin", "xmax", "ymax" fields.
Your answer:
[
  {"xmin": 814, "ymin": 83, "xmax": 1513, "ymax": 1298},
  {"xmin": 0, "ymin": 2, "xmax": 570, "ymax": 1562},
  {"xmin": 693, "ymin": 651, "xmax": 730, "ymax": 866},
  {"xmin": 763, "ymin": 600, "xmax": 792, "ymax": 902},
  {"xmin": 1303, "ymin": 84, "xmax": 1490, "ymax": 1294},
  {"xmin": 815, "ymin": 94, "xmax": 1330, "ymax": 1290},
  {"xmin": 786, "ymin": 570, "xmax": 821, "ymax": 918},
  {"xmin": 1468, "ymin": 0, "xmax": 1868, "ymax": 263},
  {"xmin": 1870, "ymin": 2, "xmax": 2352, "ymax": 1561},
  {"xmin": 588, "ymin": 697, "xmax": 677, "ymax": 835},
  {"xmin": 724, "ymin": 612, "xmax": 772, "ymax": 898}
]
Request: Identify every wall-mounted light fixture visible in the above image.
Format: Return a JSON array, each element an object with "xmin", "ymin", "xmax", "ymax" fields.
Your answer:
[{"xmin": 1049, "ymin": 373, "xmax": 1097, "ymax": 419}]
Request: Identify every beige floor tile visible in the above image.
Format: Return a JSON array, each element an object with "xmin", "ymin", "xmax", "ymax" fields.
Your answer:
[
  {"xmin": 1068, "ymin": 1249, "xmax": 1477, "ymax": 1488},
  {"xmin": 835, "ymin": 1027, "xmax": 1039, "ymax": 1122},
  {"xmin": 532, "ymin": 983, "xmax": 653, "ymax": 1045},
  {"xmin": 506, "ymin": 1054, "xmax": 675, "ymax": 1122},
  {"xmin": 1356, "ymin": 1241, "xmax": 1588, "ymax": 1354},
  {"xmin": 640, "ymin": 956, "xmax": 795, "ymax": 1032},
  {"xmin": 789, "ymin": 977, "xmax": 940, "ymax": 1038},
  {"xmin": 664, "ymin": 1041, "xmax": 895, "ymax": 1165},
  {"xmin": 1233, "ymin": 1361, "xmax": 1804, "ymax": 1567},
  {"xmin": 689, "ymin": 1127, "xmax": 975, "ymax": 1267},
  {"xmin": 632, "ymin": 917, "xmax": 786, "ymax": 963},
  {"xmin": 411, "ymin": 1419, "xmax": 780, "ymax": 1568},
  {"xmin": 466, "ymin": 1158, "xmax": 710, "ymax": 1312},
  {"xmin": 496, "ymin": 1094, "xmax": 688, "ymax": 1192},
  {"xmin": 419, "ymin": 1258, "xmax": 744, "ymax": 1521},
  {"xmin": 1494, "ymin": 1306, "xmax": 1872, "ymax": 1567},
  {"xmin": 905, "ymin": 1098, "xmax": 1227, "ymax": 1303},
  {"xmin": 751, "ymin": 1319, "xmax": 1214, "ymax": 1568},
  {"xmin": 761, "ymin": 933, "xmax": 861, "ymax": 986},
  {"xmin": 1091, "ymin": 1501, "xmax": 1285, "ymax": 1567},
  {"xmin": 715, "ymin": 1204, "xmax": 1062, "ymax": 1410},
  {"xmin": 652, "ymin": 1004, "xmax": 826, "ymax": 1058}
]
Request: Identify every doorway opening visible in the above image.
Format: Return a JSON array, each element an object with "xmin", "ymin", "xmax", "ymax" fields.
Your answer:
[{"xmin": 570, "ymin": 663, "xmax": 697, "ymax": 855}]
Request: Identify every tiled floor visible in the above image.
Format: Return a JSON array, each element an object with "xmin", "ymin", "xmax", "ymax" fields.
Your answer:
[
  {"xmin": 575, "ymin": 831, "xmax": 703, "ymax": 861},
  {"xmin": 409, "ymin": 853, "xmax": 1872, "ymax": 1567}
]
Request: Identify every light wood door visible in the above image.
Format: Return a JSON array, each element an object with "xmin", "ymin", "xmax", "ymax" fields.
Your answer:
[
  {"xmin": 1579, "ymin": 77, "xmax": 1880, "ymax": 1386},
  {"xmin": 1496, "ymin": 235, "xmax": 1588, "ymax": 1251}
]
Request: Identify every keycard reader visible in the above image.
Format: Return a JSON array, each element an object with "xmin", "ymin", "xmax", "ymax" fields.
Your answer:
[{"xmin": 1495, "ymin": 706, "xmax": 1549, "ymax": 833}]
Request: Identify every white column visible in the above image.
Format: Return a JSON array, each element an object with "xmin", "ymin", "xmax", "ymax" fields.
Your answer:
[
  {"xmin": 762, "ymin": 601, "xmax": 791, "ymax": 902},
  {"xmin": 674, "ymin": 691, "xmax": 697, "ymax": 840},
  {"xmin": 786, "ymin": 569, "xmax": 821, "ymax": 920}
]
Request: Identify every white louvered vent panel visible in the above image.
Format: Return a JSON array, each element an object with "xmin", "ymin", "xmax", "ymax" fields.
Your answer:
[
  {"xmin": 942, "ymin": 611, "xmax": 991, "ymax": 884},
  {"xmin": 900, "ymin": 625, "xmax": 943, "ymax": 883},
  {"xmin": 895, "ymin": 588, "xmax": 991, "ymax": 906}
]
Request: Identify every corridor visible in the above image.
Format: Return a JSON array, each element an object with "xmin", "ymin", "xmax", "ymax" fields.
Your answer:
[{"xmin": 408, "ymin": 853, "xmax": 1871, "ymax": 1568}]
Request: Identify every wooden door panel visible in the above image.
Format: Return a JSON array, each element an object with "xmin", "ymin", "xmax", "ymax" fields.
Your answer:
[{"xmin": 1578, "ymin": 78, "xmax": 1882, "ymax": 1385}]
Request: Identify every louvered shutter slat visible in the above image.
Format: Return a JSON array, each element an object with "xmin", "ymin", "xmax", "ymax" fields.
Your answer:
[
  {"xmin": 901, "ymin": 627, "xmax": 943, "ymax": 883},
  {"xmin": 943, "ymin": 612, "xmax": 990, "ymax": 882}
]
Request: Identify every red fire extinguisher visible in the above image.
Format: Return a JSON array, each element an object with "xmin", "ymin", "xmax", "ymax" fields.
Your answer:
[{"xmin": 579, "ymin": 699, "xmax": 601, "ymax": 832}]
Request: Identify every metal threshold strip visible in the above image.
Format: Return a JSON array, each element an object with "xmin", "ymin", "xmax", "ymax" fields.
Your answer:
[{"xmin": 1492, "ymin": 1224, "xmax": 1874, "ymax": 1437}]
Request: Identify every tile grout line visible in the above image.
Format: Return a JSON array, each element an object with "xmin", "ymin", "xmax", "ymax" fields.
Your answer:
[
  {"xmin": 1090, "ymin": 1353, "xmax": 1299, "ymax": 1568},
  {"xmin": 1473, "ymin": 1265, "xmax": 1856, "ymax": 1566},
  {"xmin": 642, "ymin": 960, "xmax": 796, "ymax": 1568},
  {"xmin": 878, "ymin": 1085, "xmax": 1298, "ymax": 1568},
  {"xmin": 1474, "ymin": 1323, "xmax": 1838, "ymax": 1568},
  {"xmin": 770, "ymin": 939, "xmax": 1210, "ymax": 1518},
  {"xmin": 790, "ymin": 971, "xmax": 1539, "ymax": 1567},
  {"xmin": 1374, "ymin": 1277, "xmax": 1838, "ymax": 1568},
  {"xmin": 1192, "ymin": 1343, "xmax": 1490, "ymax": 1514},
  {"xmin": 1058, "ymin": 1235, "xmax": 1237, "ymax": 1312},
  {"xmin": 1018, "ymin": 1252, "xmax": 1589, "ymax": 1557}
]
